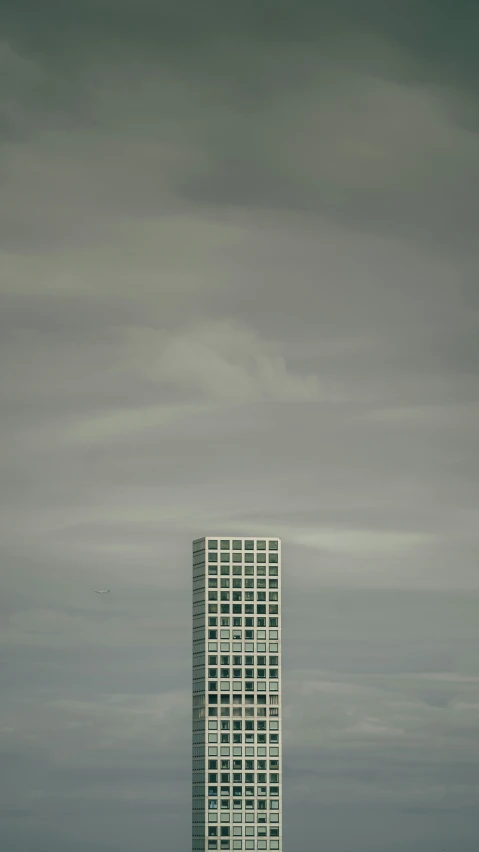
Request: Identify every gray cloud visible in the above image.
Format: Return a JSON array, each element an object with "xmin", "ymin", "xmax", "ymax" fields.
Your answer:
[{"xmin": 1, "ymin": 1, "xmax": 479, "ymax": 850}]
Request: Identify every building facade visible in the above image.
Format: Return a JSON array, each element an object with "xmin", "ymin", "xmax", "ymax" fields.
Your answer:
[{"xmin": 193, "ymin": 537, "xmax": 282, "ymax": 852}]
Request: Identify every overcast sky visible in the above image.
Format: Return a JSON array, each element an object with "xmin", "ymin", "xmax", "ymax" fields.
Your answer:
[{"xmin": 1, "ymin": 1, "xmax": 479, "ymax": 850}]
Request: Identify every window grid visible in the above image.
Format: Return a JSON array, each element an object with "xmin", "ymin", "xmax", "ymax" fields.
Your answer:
[{"xmin": 194, "ymin": 537, "xmax": 282, "ymax": 852}]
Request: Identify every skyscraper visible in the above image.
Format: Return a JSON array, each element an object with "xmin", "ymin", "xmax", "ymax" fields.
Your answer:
[{"xmin": 193, "ymin": 537, "xmax": 282, "ymax": 852}]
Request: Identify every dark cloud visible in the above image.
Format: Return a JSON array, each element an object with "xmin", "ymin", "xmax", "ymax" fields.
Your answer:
[{"xmin": 1, "ymin": 1, "xmax": 479, "ymax": 851}]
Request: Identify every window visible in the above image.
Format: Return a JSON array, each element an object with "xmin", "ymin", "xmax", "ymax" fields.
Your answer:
[
  {"xmin": 268, "ymin": 541, "xmax": 278, "ymax": 550},
  {"xmin": 232, "ymin": 541, "xmax": 242, "ymax": 550}
]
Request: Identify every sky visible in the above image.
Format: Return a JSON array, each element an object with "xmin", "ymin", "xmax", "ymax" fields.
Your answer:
[{"xmin": 1, "ymin": 1, "xmax": 479, "ymax": 850}]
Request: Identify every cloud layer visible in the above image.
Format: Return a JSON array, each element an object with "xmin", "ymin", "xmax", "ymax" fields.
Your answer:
[{"xmin": 1, "ymin": 0, "xmax": 478, "ymax": 850}]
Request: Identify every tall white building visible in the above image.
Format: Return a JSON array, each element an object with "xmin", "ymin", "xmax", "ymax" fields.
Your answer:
[{"xmin": 193, "ymin": 537, "xmax": 282, "ymax": 852}]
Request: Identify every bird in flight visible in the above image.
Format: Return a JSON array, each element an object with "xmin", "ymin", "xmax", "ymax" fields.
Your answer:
[{"xmin": 94, "ymin": 589, "xmax": 110, "ymax": 594}]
